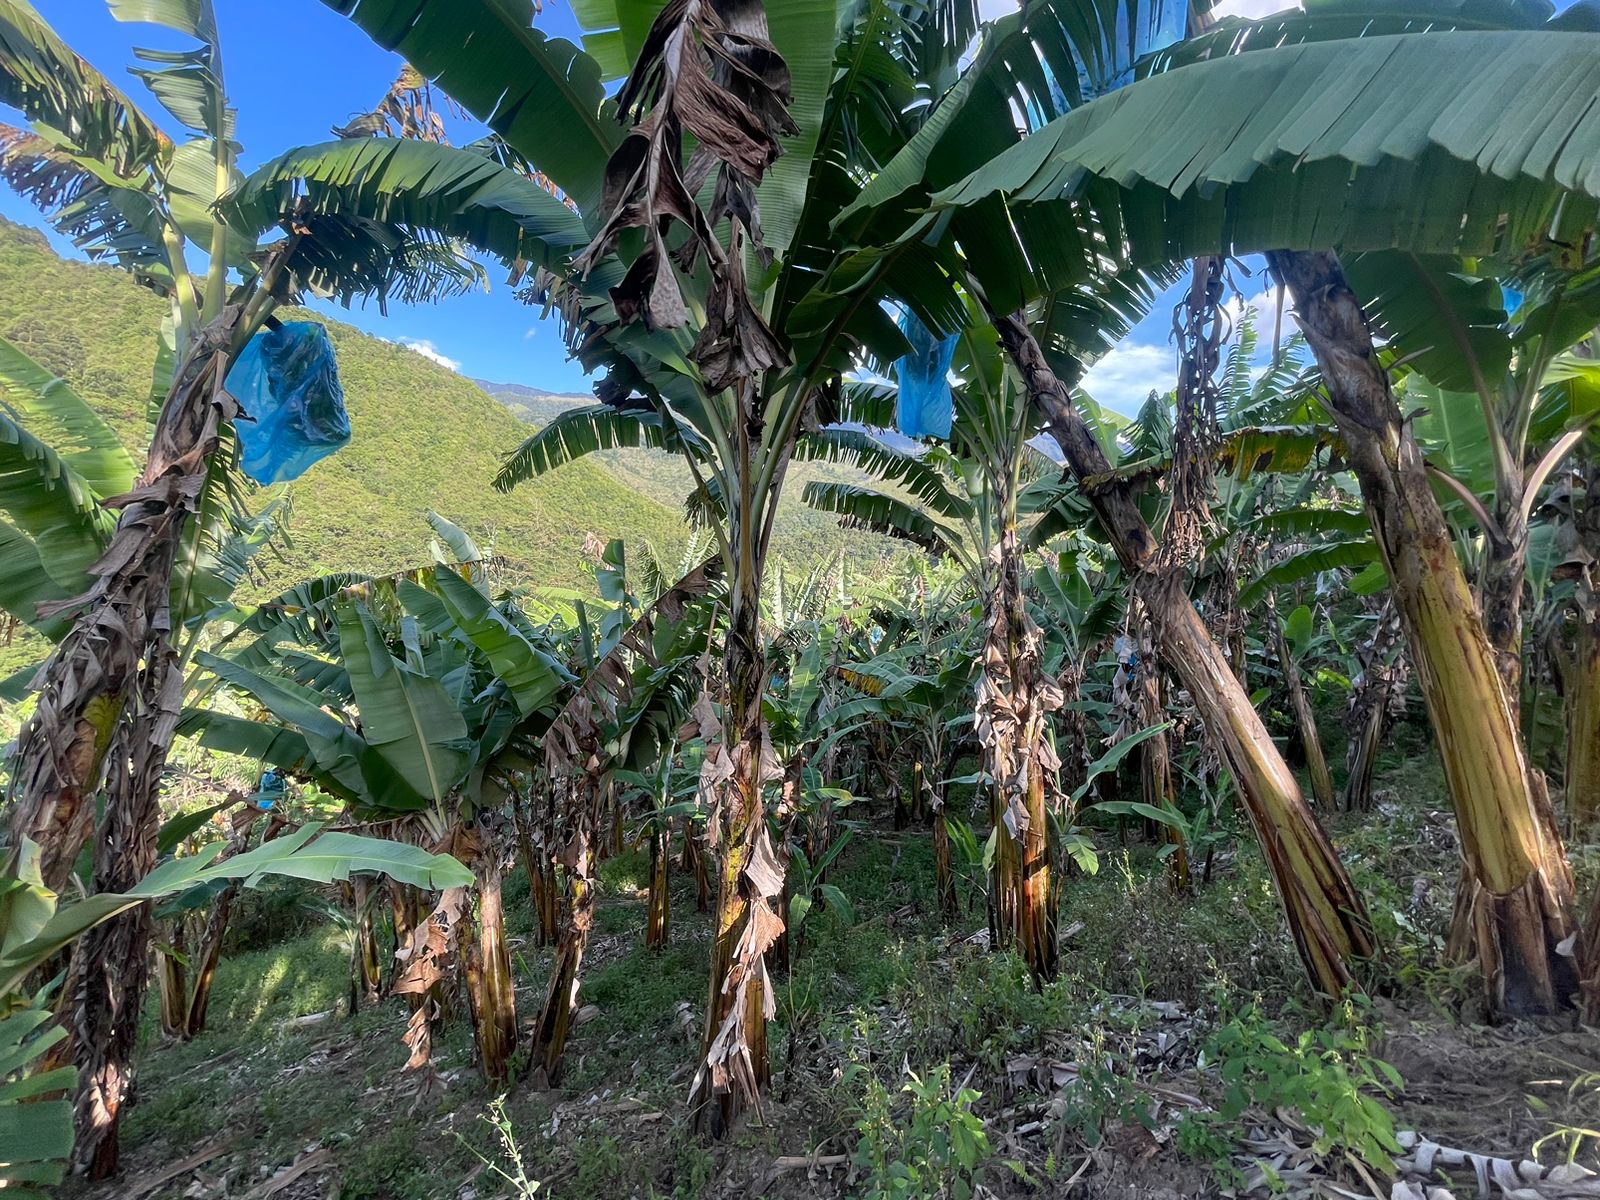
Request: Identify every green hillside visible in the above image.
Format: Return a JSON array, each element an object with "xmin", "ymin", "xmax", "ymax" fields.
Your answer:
[
  {"xmin": 475, "ymin": 380, "xmax": 908, "ymax": 576},
  {"xmin": 0, "ymin": 218, "xmax": 687, "ymax": 594}
]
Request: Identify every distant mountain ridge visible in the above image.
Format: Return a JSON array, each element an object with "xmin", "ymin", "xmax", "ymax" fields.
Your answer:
[
  {"xmin": 472, "ymin": 378, "xmax": 594, "ymax": 428},
  {"xmin": 472, "ymin": 378, "xmax": 907, "ymax": 576}
]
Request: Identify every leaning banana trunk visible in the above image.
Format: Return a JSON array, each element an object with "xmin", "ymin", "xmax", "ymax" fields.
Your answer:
[
  {"xmin": 1267, "ymin": 250, "xmax": 1578, "ymax": 1018},
  {"xmin": 993, "ymin": 308, "xmax": 1375, "ymax": 1000},
  {"xmin": 184, "ymin": 881, "xmax": 240, "ymax": 1037},
  {"xmin": 530, "ymin": 847, "xmax": 592, "ymax": 1087}
]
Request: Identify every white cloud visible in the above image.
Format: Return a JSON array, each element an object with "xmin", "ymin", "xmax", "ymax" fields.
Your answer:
[
  {"xmin": 1224, "ymin": 283, "xmax": 1289, "ymax": 334},
  {"xmin": 1079, "ymin": 340, "xmax": 1174, "ymax": 416},
  {"xmin": 397, "ymin": 337, "xmax": 461, "ymax": 372},
  {"xmin": 977, "ymin": 0, "xmax": 1019, "ymax": 18},
  {"xmin": 523, "ymin": 327, "xmax": 539, "ymax": 340}
]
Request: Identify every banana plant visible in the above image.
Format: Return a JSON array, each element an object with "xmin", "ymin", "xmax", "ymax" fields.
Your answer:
[
  {"xmin": 836, "ymin": 0, "xmax": 1600, "ymax": 1015},
  {"xmin": 0, "ymin": 0, "xmax": 586, "ymax": 891},
  {"xmin": 0, "ymin": 1, "xmax": 602, "ymax": 1167},
  {"xmin": 615, "ymin": 750, "xmax": 704, "ymax": 954},
  {"xmin": 802, "ymin": 317, "xmax": 1098, "ymax": 982},
  {"xmin": 516, "ymin": 537, "xmax": 721, "ymax": 1087},
  {"xmin": 830, "ymin": 571, "xmax": 980, "ymax": 919},
  {"xmin": 316, "ymin": 0, "xmax": 999, "ymax": 1133},
  {"xmin": 184, "ymin": 553, "xmax": 575, "ymax": 1086},
  {"xmin": 0, "ymin": 823, "xmax": 468, "ymax": 1197}
]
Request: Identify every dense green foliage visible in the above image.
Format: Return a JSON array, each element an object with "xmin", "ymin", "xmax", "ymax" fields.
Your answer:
[{"xmin": 4, "ymin": 0, "xmax": 1600, "ymax": 1195}]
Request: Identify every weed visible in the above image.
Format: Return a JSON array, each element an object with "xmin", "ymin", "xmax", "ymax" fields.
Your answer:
[
  {"xmin": 1178, "ymin": 997, "xmax": 1403, "ymax": 1179},
  {"xmin": 851, "ymin": 1062, "xmax": 999, "ymax": 1200},
  {"xmin": 459, "ymin": 1096, "xmax": 543, "ymax": 1199}
]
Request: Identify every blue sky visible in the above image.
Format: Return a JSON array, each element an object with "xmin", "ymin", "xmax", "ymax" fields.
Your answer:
[
  {"xmin": 4, "ymin": 1, "xmax": 1581, "ymax": 412},
  {"xmin": 3, "ymin": 1, "xmax": 597, "ymax": 392}
]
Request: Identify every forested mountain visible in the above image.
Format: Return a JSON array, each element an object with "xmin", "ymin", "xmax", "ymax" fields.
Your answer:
[{"xmin": 0, "ymin": 216, "xmax": 688, "ymax": 592}]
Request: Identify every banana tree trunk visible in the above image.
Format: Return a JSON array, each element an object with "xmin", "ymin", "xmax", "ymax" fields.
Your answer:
[
  {"xmin": 1570, "ymin": 598, "xmax": 1600, "ymax": 837},
  {"xmin": 689, "ymin": 580, "xmax": 782, "ymax": 1138},
  {"xmin": 988, "ymin": 780, "xmax": 1021, "ymax": 949},
  {"xmin": 1267, "ymin": 250, "xmax": 1578, "ymax": 1017},
  {"xmin": 993, "ymin": 309, "xmax": 1374, "ymax": 999},
  {"xmin": 5, "ymin": 313, "xmax": 244, "ymax": 895},
  {"xmin": 530, "ymin": 792, "xmax": 594, "ymax": 1088},
  {"xmin": 184, "ymin": 881, "xmax": 239, "ymax": 1037},
  {"xmin": 350, "ymin": 876, "xmax": 383, "ymax": 1010},
  {"xmin": 1139, "ymin": 661, "xmax": 1190, "ymax": 891},
  {"xmin": 980, "ymin": 523, "xmax": 1060, "ymax": 983},
  {"xmin": 1345, "ymin": 703, "xmax": 1384, "ymax": 814},
  {"xmin": 387, "ymin": 879, "xmax": 422, "ymax": 984},
  {"xmin": 1274, "ymin": 612, "xmax": 1336, "ymax": 810},
  {"xmin": 919, "ymin": 760, "xmax": 958, "ymax": 920},
  {"xmin": 684, "ymin": 817, "xmax": 712, "ymax": 914},
  {"xmin": 156, "ymin": 929, "xmax": 188, "ymax": 1040},
  {"xmin": 465, "ymin": 856, "xmax": 517, "ymax": 1086},
  {"xmin": 512, "ymin": 786, "xmax": 558, "ymax": 949},
  {"xmin": 393, "ymin": 885, "xmax": 469, "ymax": 1086},
  {"xmin": 70, "ymin": 639, "xmax": 184, "ymax": 1177},
  {"xmin": 646, "ymin": 823, "xmax": 671, "ymax": 951},
  {"xmin": 1568, "ymin": 468, "xmax": 1599, "ymax": 840}
]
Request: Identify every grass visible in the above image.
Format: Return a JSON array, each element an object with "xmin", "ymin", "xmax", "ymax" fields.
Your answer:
[{"xmin": 73, "ymin": 716, "xmax": 1600, "ymax": 1200}]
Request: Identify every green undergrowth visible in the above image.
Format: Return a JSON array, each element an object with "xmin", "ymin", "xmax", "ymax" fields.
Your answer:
[{"xmin": 88, "ymin": 738, "xmax": 1493, "ymax": 1200}]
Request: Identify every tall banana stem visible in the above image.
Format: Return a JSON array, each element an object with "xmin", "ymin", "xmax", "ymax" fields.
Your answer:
[
  {"xmin": 992, "ymin": 308, "xmax": 1374, "ymax": 999},
  {"xmin": 1267, "ymin": 250, "xmax": 1578, "ymax": 1017}
]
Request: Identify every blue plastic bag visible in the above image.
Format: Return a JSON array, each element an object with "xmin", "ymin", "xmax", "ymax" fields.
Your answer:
[
  {"xmin": 253, "ymin": 767, "xmax": 285, "ymax": 811},
  {"xmin": 226, "ymin": 322, "xmax": 351, "ymax": 485},
  {"xmin": 893, "ymin": 310, "xmax": 957, "ymax": 441}
]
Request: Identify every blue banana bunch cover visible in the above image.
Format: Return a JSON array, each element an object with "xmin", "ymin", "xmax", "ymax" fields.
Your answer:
[
  {"xmin": 893, "ymin": 310, "xmax": 957, "ymax": 441},
  {"xmin": 227, "ymin": 322, "xmax": 351, "ymax": 485}
]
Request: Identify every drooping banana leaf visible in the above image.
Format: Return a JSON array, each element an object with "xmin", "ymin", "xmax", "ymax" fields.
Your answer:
[
  {"xmin": 0, "ymin": 408, "xmax": 113, "ymax": 593},
  {"xmin": 320, "ymin": 0, "xmax": 617, "ymax": 214},
  {"xmin": 930, "ymin": 30, "xmax": 1600, "ymax": 310},
  {"xmin": 334, "ymin": 601, "xmax": 470, "ymax": 804}
]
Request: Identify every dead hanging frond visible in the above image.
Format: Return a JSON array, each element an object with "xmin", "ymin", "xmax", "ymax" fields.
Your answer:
[
  {"xmin": 392, "ymin": 878, "xmax": 472, "ymax": 1087},
  {"xmin": 574, "ymin": 0, "xmax": 794, "ymax": 389},
  {"xmin": 972, "ymin": 534, "xmax": 1062, "ymax": 960},
  {"xmin": 3, "ymin": 295, "xmax": 260, "ymax": 894},
  {"xmin": 1164, "ymin": 256, "xmax": 1229, "ymax": 565},
  {"xmin": 0, "ymin": 123, "xmax": 101, "ymax": 210},
  {"xmin": 332, "ymin": 65, "xmax": 455, "ymax": 143}
]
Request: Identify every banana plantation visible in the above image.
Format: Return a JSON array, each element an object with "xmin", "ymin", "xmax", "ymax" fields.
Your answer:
[{"xmin": 3, "ymin": 0, "xmax": 1600, "ymax": 1196}]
